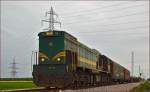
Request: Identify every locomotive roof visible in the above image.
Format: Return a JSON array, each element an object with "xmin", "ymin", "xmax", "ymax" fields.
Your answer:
[
  {"xmin": 38, "ymin": 30, "xmax": 76, "ymax": 39},
  {"xmin": 78, "ymin": 41, "xmax": 101, "ymax": 55}
]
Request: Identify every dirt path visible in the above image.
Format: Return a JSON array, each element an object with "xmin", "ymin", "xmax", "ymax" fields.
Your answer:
[{"xmin": 63, "ymin": 83, "xmax": 140, "ymax": 92}]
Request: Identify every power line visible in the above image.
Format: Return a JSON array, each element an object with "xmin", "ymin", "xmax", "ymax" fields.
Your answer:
[
  {"xmin": 61, "ymin": 2, "xmax": 125, "ymax": 14},
  {"xmin": 71, "ymin": 25, "xmax": 148, "ymax": 34},
  {"xmin": 61, "ymin": 1, "xmax": 140, "ymax": 16},
  {"xmin": 67, "ymin": 19, "xmax": 147, "ymax": 28},
  {"xmin": 62, "ymin": 3, "xmax": 147, "ymax": 18},
  {"xmin": 65, "ymin": 11, "xmax": 148, "ymax": 25},
  {"xmin": 75, "ymin": 31, "xmax": 148, "ymax": 37}
]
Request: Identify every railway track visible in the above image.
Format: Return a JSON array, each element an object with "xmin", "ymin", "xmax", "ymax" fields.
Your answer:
[{"xmin": 1, "ymin": 88, "xmax": 62, "ymax": 92}]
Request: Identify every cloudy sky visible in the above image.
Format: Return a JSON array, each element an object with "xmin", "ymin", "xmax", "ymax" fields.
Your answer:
[{"xmin": 1, "ymin": 1, "xmax": 149, "ymax": 78}]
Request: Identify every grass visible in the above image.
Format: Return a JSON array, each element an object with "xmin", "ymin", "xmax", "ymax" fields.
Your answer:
[
  {"xmin": 0, "ymin": 78, "xmax": 32, "ymax": 81},
  {"xmin": 0, "ymin": 81, "xmax": 38, "ymax": 90},
  {"xmin": 129, "ymin": 81, "xmax": 150, "ymax": 92}
]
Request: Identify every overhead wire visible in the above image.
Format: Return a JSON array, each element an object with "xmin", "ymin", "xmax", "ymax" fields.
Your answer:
[
  {"xmin": 2, "ymin": 2, "xmax": 148, "ymax": 40},
  {"xmin": 71, "ymin": 25, "xmax": 149, "ymax": 34},
  {"xmin": 60, "ymin": 2, "xmax": 149, "ymax": 38},
  {"xmin": 57, "ymin": 3, "xmax": 148, "ymax": 26},
  {"xmin": 60, "ymin": 2, "xmax": 130, "ymax": 16},
  {"xmin": 64, "ymin": 11, "xmax": 148, "ymax": 25},
  {"xmin": 62, "ymin": 3, "xmax": 148, "ymax": 18},
  {"xmin": 53, "ymin": 2, "xmax": 149, "ymax": 36},
  {"xmin": 66, "ymin": 20, "xmax": 148, "ymax": 28}
]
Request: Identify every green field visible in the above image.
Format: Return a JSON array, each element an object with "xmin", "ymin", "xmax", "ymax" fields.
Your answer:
[
  {"xmin": 0, "ymin": 78, "xmax": 32, "ymax": 81},
  {"xmin": 0, "ymin": 80, "xmax": 38, "ymax": 90},
  {"xmin": 130, "ymin": 81, "xmax": 150, "ymax": 92}
]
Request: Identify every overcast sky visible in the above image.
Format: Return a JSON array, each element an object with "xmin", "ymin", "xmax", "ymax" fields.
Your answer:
[{"xmin": 1, "ymin": 1, "xmax": 149, "ymax": 78}]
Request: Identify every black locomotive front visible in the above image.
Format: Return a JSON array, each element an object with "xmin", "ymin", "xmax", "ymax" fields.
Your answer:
[{"xmin": 32, "ymin": 31, "xmax": 77, "ymax": 88}]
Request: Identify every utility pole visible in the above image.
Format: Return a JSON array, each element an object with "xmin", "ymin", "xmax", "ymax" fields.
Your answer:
[
  {"xmin": 131, "ymin": 51, "xmax": 134, "ymax": 77},
  {"xmin": 10, "ymin": 57, "xmax": 18, "ymax": 78},
  {"xmin": 31, "ymin": 51, "xmax": 34, "ymax": 72},
  {"xmin": 31, "ymin": 51, "xmax": 37, "ymax": 73},
  {"xmin": 0, "ymin": 0, "xmax": 1, "ymax": 78},
  {"xmin": 0, "ymin": 50, "xmax": 2, "ymax": 80},
  {"xmin": 139, "ymin": 65, "xmax": 142, "ymax": 78},
  {"xmin": 0, "ymin": 30, "xmax": 1, "ymax": 79},
  {"xmin": 0, "ymin": 58, "xmax": 2, "ymax": 80},
  {"xmin": 35, "ymin": 51, "xmax": 38, "ymax": 65},
  {"xmin": 42, "ymin": 7, "xmax": 61, "ymax": 31},
  {"xmin": 149, "ymin": 0, "xmax": 150, "ymax": 80}
]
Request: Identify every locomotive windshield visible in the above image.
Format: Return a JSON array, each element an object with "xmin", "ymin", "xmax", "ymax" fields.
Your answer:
[{"xmin": 38, "ymin": 31, "xmax": 65, "ymax": 64}]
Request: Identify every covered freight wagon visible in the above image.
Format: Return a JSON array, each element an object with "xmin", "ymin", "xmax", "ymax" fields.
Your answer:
[{"xmin": 112, "ymin": 62, "xmax": 125, "ymax": 83}]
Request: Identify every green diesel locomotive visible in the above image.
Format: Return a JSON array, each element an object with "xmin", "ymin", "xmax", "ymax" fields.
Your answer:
[{"xmin": 32, "ymin": 31, "xmax": 130, "ymax": 88}]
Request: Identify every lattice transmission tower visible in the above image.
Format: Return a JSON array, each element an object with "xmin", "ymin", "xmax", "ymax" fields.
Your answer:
[
  {"xmin": 42, "ymin": 7, "xmax": 61, "ymax": 31},
  {"xmin": 9, "ymin": 57, "xmax": 18, "ymax": 78}
]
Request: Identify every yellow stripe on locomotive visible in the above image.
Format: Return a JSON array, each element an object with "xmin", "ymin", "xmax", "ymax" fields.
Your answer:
[
  {"xmin": 39, "ymin": 52, "xmax": 49, "ymax": 62},
  {"xmin": 52, "ymin": 51, "xmax": 66, "ymax": 61},
  {"xmin": 79, "ymin": 56, "xmax": 96, "ymax": 68}
]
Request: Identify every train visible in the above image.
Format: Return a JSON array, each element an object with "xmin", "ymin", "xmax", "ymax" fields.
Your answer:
[{"xmin": 32, "ymin": 31, "xmax": 131, "ymax": 88}]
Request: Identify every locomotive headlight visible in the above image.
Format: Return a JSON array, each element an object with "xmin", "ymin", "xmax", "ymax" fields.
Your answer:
[
  {"xmin": 41, "ymin": 58, "xmax": 45, "ymax": 62},
  {"xmin": 57, "ymin": 58, "xmax": 61, "ymax": 61}
]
